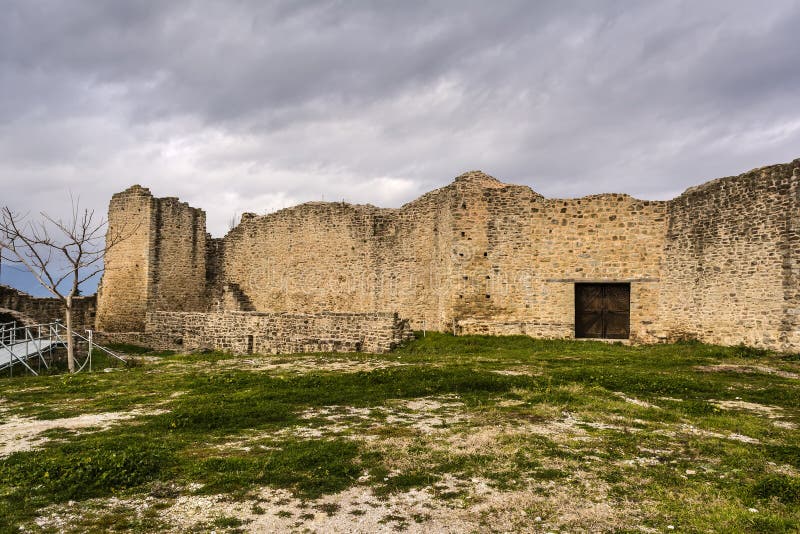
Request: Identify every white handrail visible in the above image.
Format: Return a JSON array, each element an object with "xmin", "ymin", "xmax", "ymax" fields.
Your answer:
[{"xmin": 0, "ymin": 320, "xmax": 127, "ymax": 376}]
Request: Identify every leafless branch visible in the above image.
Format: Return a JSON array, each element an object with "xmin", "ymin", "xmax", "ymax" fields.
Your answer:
[
  {"xmin": 0, "ymin": 195, "xmax": 138, "ymax": 373},
  {"xmin": 0, "ymin": 197, "xmax": 128, "ymax": 299}
]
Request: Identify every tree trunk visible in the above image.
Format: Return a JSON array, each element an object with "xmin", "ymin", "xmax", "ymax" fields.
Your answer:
[{"xmin": 65, "ymin": 296, "xmax": 75, "ymax": 373}]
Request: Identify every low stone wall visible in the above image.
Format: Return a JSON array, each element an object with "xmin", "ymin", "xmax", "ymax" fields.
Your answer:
[
  {"xmin": 93, "ymin": 331, "xmax": 157, "ymax": 349},
  {"xmin": 97, "ymin": 310, "xmax": 413, "ymax": 354},
  {"xmin": 455, "ymin": 318, "xmax": 573, "ymax": 338},
  {"xmin": 0, "ymin": 285, "xmax": 96, "ymax": 331}
]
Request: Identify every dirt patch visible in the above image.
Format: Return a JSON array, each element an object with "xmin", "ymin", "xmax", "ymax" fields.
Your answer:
[
  {"xmin": 0, "ymin": 396, "xmax": 15, "ymax": 414},
  {"xmin": 656, "ymin": 424, "xmax": 760, "ymax": 444},
  {"xmin": 446, "ymin": 424, "xmax": 511, "ymax": 454},
  {"xmin": 34, "ymin": 473, "xmax": 650, "ymax": 533},
  {"xmin": 219, "ymin": 397, "xmax": 470, "ymax": 448},
  {"xmin": 305, "ymin": 396, "xmax": 469, "ymax": 435},
  {"xmin": 490, "ymin": 368, "xmax": 539, "ymax": 376},
  {"xmin": 383, "ymin": 396, "xmax": 469, "ymax": 433},
  {"xmin": 712, "ymin": 400, "xmax": 782, "ymax": 418},
  {"xmin": 695, "ymin": 364, "xmax": 800, "ymax": 380},
  {"xmin": 218, "ymin": 356, "xmax": 411, "ymax": 374},
  {"xmin": 513, "ymin": 411, "xmax": 644, "ymax": 443},
  {"xmin": 772, "ymin": 420, "xmax": 797, "ymax": 430},
  {"xmin": 501, "ymin": 412, "xmax": 578, "ymax": 441},
  {"xmin": 400, "ymin": 397, "xmax": 459, "ymax": 411},
  {"xmin": 711, "ymin": 399, "xmax": 796, "ymax": 429},
  {"xmin": 613, "ymin": 392, "xmax": 660, "ymax": 409},
  {"xmin": 0, "ymin": 409, "xmax": 167, "ymax": 457},
  {"xmin": 4, "ymin": 386, "xmax": 49, "ymax": 394}
]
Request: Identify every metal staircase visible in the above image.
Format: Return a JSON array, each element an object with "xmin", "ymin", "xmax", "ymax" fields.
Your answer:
[{"xmin": 0, "ymin": 320, "xmax": 126, "ymax": 376}]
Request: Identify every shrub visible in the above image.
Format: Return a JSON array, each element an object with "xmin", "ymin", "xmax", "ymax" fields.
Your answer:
[{"xmin": 733, "ymin": 343, "xmax": 770, "ymax": 359}]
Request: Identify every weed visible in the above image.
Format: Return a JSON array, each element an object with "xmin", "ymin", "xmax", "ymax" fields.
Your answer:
[
  {"xmin": 105, "ymin": 342, "xmax": 154, "ymax": 354},
  {"xmin": 212, "ymin": 515, "xmax": 244, "ymax": 528},
  {"xmin": 192, "ymin": 439, "xmax": 364, "ymax": 498},
  {"xmin": 149, "ymin": 480, "xmax": 180, "ymax": 498},
  {"xmin": 733, "ymin": 344, "xmax": 771, "ymax": 359},
  {"xmin": 0, "ymin": 436, "xmax": 172, "ymax": 501},
  {"xmin": 314, "ymin": 503, "xmax": 341, "ymax": 516},
  {"xmin": 751, "ymin": 475, "xmax": 800, "ymax": 504}
]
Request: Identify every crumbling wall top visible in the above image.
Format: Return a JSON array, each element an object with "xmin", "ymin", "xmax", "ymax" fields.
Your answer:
[{"xmin": 114, "ymin": 184, "xmax": 153, "ymax": 197}]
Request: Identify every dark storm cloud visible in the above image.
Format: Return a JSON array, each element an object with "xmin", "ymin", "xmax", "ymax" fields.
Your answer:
[{"xmin": 1, "ymin": 0, "xmax": 799, "ymax": 253}]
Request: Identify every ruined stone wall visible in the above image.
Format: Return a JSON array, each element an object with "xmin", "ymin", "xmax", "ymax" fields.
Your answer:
[
  {"xmin": 96, "ymin": 159, "xmax": 800, "ymax": 352},
  {"xmin": 660, "ymin": 160, "xmax": 800, "ymax": 351},
  {"xmin": 147, "ymin": 197, "xmax": 208, "ymax": 313},
  {"xmin": 222, "ymin": 203, "xmax": 386, "ymax": 315},
  {"xmin": 373, "ymin": 186, "xmax": 456, "ymax": 331},
  {"xmin": 0, "ymin": 285, "xmax": 96, "ymax": 330},
  {"xmin": 95, "ymin": 185, "xmax": 152, "ymax": 331},
  {"xmin": 96, "ymin": 186, "xmax": 208, "ymax": 332},
  {"xmin": 448, "ymin": 173, "xmax": 667, "ymax": 342},
  {"xmin": 132, "ymin": 310, "xmax": 412, "ymax": 354},
  {"xmin": 220, "ymin": 186, "xmax": 455, "ymax": 331},
  {"xmin": 219, "ymin": 172, "xmax": 668, "ymax": 342}
]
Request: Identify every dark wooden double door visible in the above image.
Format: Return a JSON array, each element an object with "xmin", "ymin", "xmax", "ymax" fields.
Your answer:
[{"xmin": 575, "ymin": 283, "xmax": 630, "ymax": 339}]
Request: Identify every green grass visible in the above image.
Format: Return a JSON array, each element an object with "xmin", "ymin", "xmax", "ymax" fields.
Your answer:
[{"xmin": 0, "ymin": 332, "xmax": 798, "ymax": 532}]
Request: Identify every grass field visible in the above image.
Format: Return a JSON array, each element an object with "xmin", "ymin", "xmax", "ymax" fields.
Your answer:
[{"xmin": 0, "ymin": 333, "xmax": 798, "ymax": 533}]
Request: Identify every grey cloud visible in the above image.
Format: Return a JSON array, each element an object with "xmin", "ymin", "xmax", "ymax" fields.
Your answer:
[{"xmin": 0, "ymin": 0, "xmax": 799, "ymax": 244}]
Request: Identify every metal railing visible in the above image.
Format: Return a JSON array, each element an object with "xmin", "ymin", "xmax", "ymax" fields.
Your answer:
[{"xmin": 0, "ymin": 320, "xmax": 126, "ymax": 376}]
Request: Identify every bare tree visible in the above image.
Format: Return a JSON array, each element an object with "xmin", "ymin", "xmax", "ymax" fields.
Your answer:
[{"xmin": 0, "ymin": 197, "xmax": 127, "ymax": 373}]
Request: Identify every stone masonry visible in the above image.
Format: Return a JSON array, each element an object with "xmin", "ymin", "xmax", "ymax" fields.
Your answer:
[
  {"xmin": 97, "ymin": 311, "xmax": 413, "ymax": 354},
  {"xmin": 95, "ymin": 158, "xmax": 800, "ymax": 353},
  {"xmin": 94, "ymin": 185, "xmax": 207, "ymax": 332},
  {"xmin": 0, "ymin": 285, "xmax": 96, "ymax": 331}
]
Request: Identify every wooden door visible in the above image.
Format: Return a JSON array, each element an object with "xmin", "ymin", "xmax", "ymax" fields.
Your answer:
[{"xmin": 575, "ymin": 283, "xmax": 630, "ymax": 339}]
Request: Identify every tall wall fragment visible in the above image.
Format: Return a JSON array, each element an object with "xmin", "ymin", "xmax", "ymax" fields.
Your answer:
[
  {"xmin": 95, "ymin": 186, "xmax": 208, "ymax": 331},
  {"xmin": 660, "ymin": 160, "xmax": 800, "ymax": 350}
]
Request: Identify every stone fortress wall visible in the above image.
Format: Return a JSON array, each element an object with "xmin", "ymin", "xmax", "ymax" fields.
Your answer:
[
  {"xmin": 95, "ymin": 158, "xmax": 800, "ymax": 353},
  {"xmin": 0, "ymin": 285, "xmax": 96, "ymax": 331},
  {"xmin": 96, "ymin": 311, "xmax": 412, "ymax": 354},
  {"xmin": 94, "ymin": 186, "xmax": 208, "ymax": 332},
  {"xmin": 660, "ymin": 163, "xmax": 800, "ymax": 350}
]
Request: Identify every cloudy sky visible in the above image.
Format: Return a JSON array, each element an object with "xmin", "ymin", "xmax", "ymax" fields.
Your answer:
[{"xmin": 1, "ymin": 0, "xmax": 799, "ymax": 294}]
